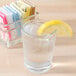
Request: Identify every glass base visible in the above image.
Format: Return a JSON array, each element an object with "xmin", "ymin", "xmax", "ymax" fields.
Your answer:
[{"xmin": 24, "ymin": 62, "xmax": 52, "ymax": 74}]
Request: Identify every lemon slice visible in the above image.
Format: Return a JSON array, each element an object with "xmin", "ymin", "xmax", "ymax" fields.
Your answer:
[{"xmin": 37, "ymin": 20, "xmax": 73, "ymax": 37}]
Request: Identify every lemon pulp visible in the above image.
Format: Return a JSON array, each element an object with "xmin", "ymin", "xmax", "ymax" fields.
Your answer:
[{"xmin": 37, "ymin": 20, "xmax": 73, "ymax": 37}]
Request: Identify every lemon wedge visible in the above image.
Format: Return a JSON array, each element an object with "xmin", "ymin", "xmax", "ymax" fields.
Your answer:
[{"xmin": 37, "ymin": 20, "xmax": 73, "ymax": 37}]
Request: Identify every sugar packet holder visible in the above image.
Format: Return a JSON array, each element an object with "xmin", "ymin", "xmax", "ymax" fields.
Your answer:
[
  {"xmin": 0, "ymin": 12, "xmax": 38, "ymax": 48},
  {"xmin": 0, "ymin": 0, "xmax": 37, "ymax": 48}
]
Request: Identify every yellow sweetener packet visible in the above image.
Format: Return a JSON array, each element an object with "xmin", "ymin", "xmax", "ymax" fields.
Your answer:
[{"xmin": 15, "ymin": 0, "xmax": 31, "ymax": 16}]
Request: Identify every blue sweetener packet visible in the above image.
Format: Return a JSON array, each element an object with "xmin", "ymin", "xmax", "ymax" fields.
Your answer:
[
  {"xmin": 5, "ymin": 5, "xmax": 20, "ymax": 21},
  {"xmin": 10, "ymin": 4, "xmax": 22, "ymax": 18},
  {"xmin": 5, "ymin": 5, "xmax": 22, "ymax": 36}
]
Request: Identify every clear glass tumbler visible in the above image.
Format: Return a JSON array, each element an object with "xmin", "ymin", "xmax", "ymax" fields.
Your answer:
[{"xmin": 22, "ymin": 18, "xmax": 56, "ymax": 73}]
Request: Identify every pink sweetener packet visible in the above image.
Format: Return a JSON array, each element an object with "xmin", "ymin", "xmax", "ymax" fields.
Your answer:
[{"xmin": 0, "ymin": 11, "xmax": 11, "ymax": 41}]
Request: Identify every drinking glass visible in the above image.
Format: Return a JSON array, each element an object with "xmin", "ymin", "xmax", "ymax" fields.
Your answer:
[{"xmin": 22, "ymin": 17, "xmax": 56, "ymax": 73}]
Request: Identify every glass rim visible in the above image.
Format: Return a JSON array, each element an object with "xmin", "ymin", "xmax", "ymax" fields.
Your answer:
[
  {"xmin": 22, "ymin": 28, "xmax": 56, "ymax": 39},
  {"xmin": 22, "ymin": 21, "xmax": 56, "ymax": 39}
]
